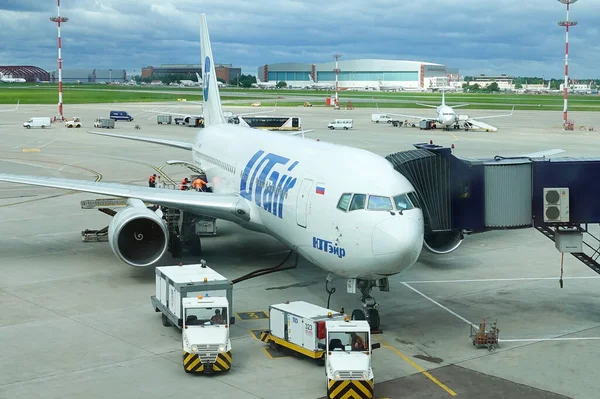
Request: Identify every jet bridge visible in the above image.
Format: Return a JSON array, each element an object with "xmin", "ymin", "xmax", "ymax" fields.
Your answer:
[{"xmin": 386, "ymin": 143, "xmax": 600, "ymax": 275}]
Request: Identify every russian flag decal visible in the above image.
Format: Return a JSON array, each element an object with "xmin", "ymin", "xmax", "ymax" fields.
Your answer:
[{"xmin": 316, "ymin": 186, "xmax": 325, "ymax": 195}]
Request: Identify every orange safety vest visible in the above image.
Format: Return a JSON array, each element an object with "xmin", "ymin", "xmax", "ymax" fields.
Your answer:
[
  {"xmin": 149, "ymin": 175, "xmax": 156, "ymax": 183},
  {"xmin": 180, "ymin": 179, "xmax": 189, "ymax": 190},
  {"xmin": 192, "ymin": 178, "xmax": 207, "ymax": 190}
]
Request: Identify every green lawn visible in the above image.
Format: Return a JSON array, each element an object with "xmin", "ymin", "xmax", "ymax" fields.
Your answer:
[{"xmin": 1, "ymin": 84, "xmax": 599, "ymax": 111}]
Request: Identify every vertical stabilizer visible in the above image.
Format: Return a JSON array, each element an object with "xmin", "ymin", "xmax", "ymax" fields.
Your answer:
[
  {"xmin": 441, "ymin": 88, "xmax": 446, "ymax": 106},
  {"xmin": 199, "ymin": 14, "xmax": 225, "ymax": 126},
  {"xmin": 256, "ymin": 76, "xmax": 262, "ymax": 84}
]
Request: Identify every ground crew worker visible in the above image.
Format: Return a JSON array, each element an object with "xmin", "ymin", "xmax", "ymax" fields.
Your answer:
[
  {"xmin": 192, "ymin": 177, "xmax": 207, "ymax": 192},
  {"xmin": 350, "ymin": 332, "xmax": 366, "ymax": 351},
  {"xmin": 211, "ymin": 309, "xmax": 224, "ymax": 324},
  {"xmin": 148, "ymin": 174, "xmax": 156, "ymax": 187},
  {"xmin": 180, "ymin": 177, "xmax": 190, "ymax": 190}
]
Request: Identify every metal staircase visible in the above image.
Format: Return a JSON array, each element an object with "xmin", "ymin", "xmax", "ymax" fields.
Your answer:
[{"xmin": 535, "ymin": 224, "xmax": 600, "ymax": 275}]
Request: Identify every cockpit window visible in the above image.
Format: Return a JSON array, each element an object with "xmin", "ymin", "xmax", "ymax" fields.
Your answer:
[
  {"xmin": 394, "ymin": 194, "xmax": 414, "ymax": 211},
  {"xmin": 349, "ymin": 194, "xmax": 366, "ymax": 211},
  {"xmin": 337, "ymin": 193, "xmax": 352, "ymax": 211},
  {"xmin": 367, "ymin": 195, "xmax": 393, "ymax": 211}
]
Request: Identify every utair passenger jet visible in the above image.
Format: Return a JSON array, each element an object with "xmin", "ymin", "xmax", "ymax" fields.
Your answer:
[
  {"xmin": 392, "ymin": 90, "xmax": 515, "ymax": 131},
  {"xmin": 0, "ymin": 15, "xmax": 425, "ymax": 329}
]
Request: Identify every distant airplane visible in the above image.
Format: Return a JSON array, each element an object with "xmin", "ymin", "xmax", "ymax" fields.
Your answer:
[
  {"xmin": 391, "ymin": 90, "xmax": 515, "ymax": 131},
  {"xmin": 308, "ymin": 75, "xmax": 334, "ymax": 90},
  {"xmin": 0, "ymin": 73, "xmax": 26, "ymax": 83},
  {"xmin": 377, "ymin": 79, "xmax": 405, "ymax": 92},
  {"xmin": 252, "ymin": 76, "xmax": 277, "ymax": 89}
]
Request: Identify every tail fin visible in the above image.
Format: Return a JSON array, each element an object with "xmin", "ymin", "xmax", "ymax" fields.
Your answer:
[
  {"xmin": 199, "ymin": 14, "xmax": 225, "ymax": 126},
  {"xmin": 441, "ymin": 88, "xmax": 446, "ymax": 106},
  {"xmin": 256, "ymin": 76, "xmax": 262, "ymax": 84},
  {"xmin": 309, "ymin": 74, "xmax": 315, "ymax": 84},
  {"xmin": 196, "ymin": 72, "xmax": 202, "ymax": 83}
]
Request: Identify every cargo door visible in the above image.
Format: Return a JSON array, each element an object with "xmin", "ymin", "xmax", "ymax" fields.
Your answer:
[
  {"xmin": 289, "ymin": 315, "xmax": 304, "ymax": 347},
  {"xmin": 270, "ymin": 308, "xmax": 285, "ymax": 338},
  {"xmin": 303, "ymin": 321, "xmax": 316, "ymax": 351},
  {"xmin": 296, "ymin": 179, "xmax": 313, "ymax": 228}
]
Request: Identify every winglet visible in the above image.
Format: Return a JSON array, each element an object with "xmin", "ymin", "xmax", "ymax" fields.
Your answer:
[{"xmin": 199, "ymin": 14, "xmax": 226, "ymax": 127}]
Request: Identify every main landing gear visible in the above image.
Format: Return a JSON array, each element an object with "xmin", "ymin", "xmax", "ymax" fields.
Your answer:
[{"xmin": 346, "ymin": 278, "xmax": 389, "ymax": 332}]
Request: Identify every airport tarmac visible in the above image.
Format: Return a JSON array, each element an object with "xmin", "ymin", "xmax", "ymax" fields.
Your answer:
[{"xmin": 1, "ymin": 103, "xmax": 599, "ymax": 399}]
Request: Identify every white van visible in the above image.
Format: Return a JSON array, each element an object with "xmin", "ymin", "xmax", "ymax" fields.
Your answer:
[
  {"xmin": 23, "ymin": 117, "xmax": 52, "ymax": 129},
  {"xmin": 328, "ymin": 119, "xmax": 353, "ymax": 130},
  {"xmin": 371, "ymin": 113, "xmax": 391, "ymax": 123}
]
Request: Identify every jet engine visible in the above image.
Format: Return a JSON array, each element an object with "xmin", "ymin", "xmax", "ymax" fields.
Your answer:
[
  {"xmin": 423, "ymin": 229, "xmax": 464, "ymax": 255},
  {"xmin": 108, "ymin": 199, "xmax": 169, "ymax": 267}
]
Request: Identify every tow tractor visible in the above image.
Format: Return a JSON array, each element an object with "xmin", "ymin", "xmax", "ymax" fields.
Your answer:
[
  {"xmin": 151, "ymin": 262, "xmax": 235, "ymax": 373},
  {"xmin": 323, "ymin": 318, "xmax": 380, "ymax": 399},
  {"xmin": 65, "ymin": 117, "xmax": 82, "ymax": 128}
]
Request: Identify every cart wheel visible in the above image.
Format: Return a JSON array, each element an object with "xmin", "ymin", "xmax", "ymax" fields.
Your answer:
[
  {"xmin": 367, "ymin": 308, "xmax": 380, "ymax": 330},
  {"xmin": 315, "ymin": 357, "xmax": 325, "ymax": 366},
  {"xmin": 161, "ymin": 313, "xmax": 171, "ymax": 327}
]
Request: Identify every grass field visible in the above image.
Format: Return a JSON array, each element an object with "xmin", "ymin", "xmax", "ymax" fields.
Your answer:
[{"xmin": 1, "ymin": 84, "xmax": 599, "ymax": 111}]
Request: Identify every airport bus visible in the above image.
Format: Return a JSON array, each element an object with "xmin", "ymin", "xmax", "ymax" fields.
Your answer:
[{"xmin": 228, "ymin": 116, "xmax": 301, "ymax": 131}]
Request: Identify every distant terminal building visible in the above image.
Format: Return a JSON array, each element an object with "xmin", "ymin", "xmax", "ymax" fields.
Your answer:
[
  {"xmin": 48, "ymin": 69, "xmax": 128, "ymax": 84},
  {"xmin": 0, "ymin": 66, "xmax": 50, "ymax": 83},
  {"xmin": 257, "ymin": 59, "xmax": 459, "ymax": 89},
  {"xmin": 142, "ymin": 63, "xmax": 241, "ymax": 83},
  {"xmin": 470, "ymin": 74, "xmax": 514, "ymax": 90}
]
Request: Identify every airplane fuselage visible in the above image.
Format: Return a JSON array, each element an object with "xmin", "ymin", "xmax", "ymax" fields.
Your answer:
[
  {"xmin": 190, "ymin": 124, "xmax": 424, "ymax": 280},
  {"xmin": 436, "ymin": 105, "xmax": 458, "ymax": 128}
]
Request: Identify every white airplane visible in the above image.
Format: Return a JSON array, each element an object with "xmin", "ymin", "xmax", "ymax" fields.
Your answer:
[
  {"xmin": 377, "ymin": 79, "xmax": 405, "ymax": 92},
  {"xmin": 252, "ymin": 76, "xmax": 277, "ymax": 89},
  {"xmin": 391, "ymin": 90, "xmax": 515, "ymax": 131},
  {"xmin": 0, "ymin": 73, "xmax": 26, "ymax": 83},
  {"xmin": 0, "ymin": 14, "xmax": 429, "ymax": 328},
  {"xmin": 308, "ymin": 75, "xmax": 335, "ymax": 90},
  {"xmin": 0, "ymin": 100, "xmax": 19, "ymax": 112}
]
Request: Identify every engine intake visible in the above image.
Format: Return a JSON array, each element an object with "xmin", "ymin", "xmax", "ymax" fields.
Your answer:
[
  {"xmin": 108, "ymin": 199, "xmax": 168, "ymax": 267},
  {"xmin": 423, "ymin": 229, "xmax": 463, "ymax": 255}
]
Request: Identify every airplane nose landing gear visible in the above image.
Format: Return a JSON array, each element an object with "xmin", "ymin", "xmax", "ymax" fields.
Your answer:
[{"xmin": 348, "ymin": 278, "xmax": 389, "ymax": 332}]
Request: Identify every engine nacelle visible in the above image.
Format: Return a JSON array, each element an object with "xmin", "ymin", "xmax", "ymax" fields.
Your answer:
[
  {"xmin": 423, "ymin": 229, "xmax": 464, "ymax": 255},
  {"xmin": 108, "ymin": 199, "xmax": 169, "ymax": 267}
]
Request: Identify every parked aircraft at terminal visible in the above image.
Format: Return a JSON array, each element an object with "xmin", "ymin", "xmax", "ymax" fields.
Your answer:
[
  {"xmin": 0, "ymin": 73, "xmax": 26, "ymax": 83},
  {"xmin": 252, "ymin": 77, "xmax": 277, "ymax": 89},
  {"xmin": 308, "ymin": 75, "xmax": 335, "ymax": 90},
  {"xmin": 392, "ymin": 90, "xmax": 515, "ymax": 131},
  {"xmin": 0, "ymin": 14, "xmax": 431, "ymax": 328}
]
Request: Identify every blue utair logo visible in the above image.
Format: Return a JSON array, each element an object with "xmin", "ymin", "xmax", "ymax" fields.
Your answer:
[
  {"xmin": 203, "ymin": 56, "xmax": 211, "ymax": 101},
  {"xmin": 313, "ymin": 237, "xmax": 346, "ymax": 258},
  {"xmin": 240, "ymin": 150, "xmax": 298, "ymax": 219}
]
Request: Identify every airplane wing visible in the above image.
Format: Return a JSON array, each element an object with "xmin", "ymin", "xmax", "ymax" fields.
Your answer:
[
  {"xmin": 451, "ymin": 103, "xmax": 470, "ymax": 108},
  {"xmin": 87, "ymin": 131, "xmax": 193, "ymax": 151},
  {"xmin": 467, "ymin": 105, "xmax": 515, "ymax": 121},
  {"xmin": 0, "ymin": 100, "xmax": 19, "ymax": 112},
  {"xmin": 415, "ymin": 103, "xmax": 439, "ymax": 109},
  {"xmin": 388, "ymin": 111, "xmax": 434, "ymax": 121},
  {"xmin": 0, "ymin": 173, "xmax": 250, "ymax": 224}
]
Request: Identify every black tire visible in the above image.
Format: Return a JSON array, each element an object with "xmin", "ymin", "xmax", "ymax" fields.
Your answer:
[
  {"xmin": 367, "ymin": 308, "xmax": 380, "ymax": 330},
  {"xmin": 26, "ymin": 125, "xmax": 31, "ymax": 129},
  {"xmin": 375, "ymin": 120, "xmax": 379, "ymax": 124},
  {"xmin": 343, "ymin": 127, "xmax": 348, "ymax": 130},
  {"xmin": 315, "ymin": 357, "xmax": 325, "ymax": 366},
  {"xmin": 351, "ymin": 309, "xmax": 365, "ymax": 321},
  {"xmin": 189, "ymin": 235, "xmax": 202, "ymax": 256},
  {"xmin": 161, "ymin": 313, "xmax": 170, "ymax": 327}
]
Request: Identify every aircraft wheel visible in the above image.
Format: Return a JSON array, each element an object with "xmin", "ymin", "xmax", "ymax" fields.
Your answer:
[
  {"xmin": 367, "ymin": 308, "xmax": 380, "ymax": 330},
  {"xmin": 351, "ymin": 309, "xmax": 366, "ymax": 321}
]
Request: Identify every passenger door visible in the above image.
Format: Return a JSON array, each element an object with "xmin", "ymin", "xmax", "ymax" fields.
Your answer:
[{"xmin": 296, "ymin": 178, "xmax": 313, "ymax": 228}]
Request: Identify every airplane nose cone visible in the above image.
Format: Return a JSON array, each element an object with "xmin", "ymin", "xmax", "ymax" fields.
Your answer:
[{"xmin": 372, "ymin": 213, "xmax": 424, "ymax": 271}]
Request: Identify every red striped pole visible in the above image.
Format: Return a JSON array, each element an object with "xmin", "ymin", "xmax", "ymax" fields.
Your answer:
[
  {"xmin": 50, "ymin": 0, "xmax": 69, "ymax": 120},
  {"xmin": 558, "ymin": 0, "xmax": 578, "ymax": 129}
]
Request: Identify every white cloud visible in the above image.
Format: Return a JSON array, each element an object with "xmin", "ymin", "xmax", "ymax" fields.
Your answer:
[{"xmin": 0, "ymin": 0, "xmax": 598, "ymax": 78}]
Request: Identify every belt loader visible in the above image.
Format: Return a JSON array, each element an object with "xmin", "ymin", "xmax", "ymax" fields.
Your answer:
[{"xmin": 151, "ymin": 262, "xmax": 235, "ymax": 373}]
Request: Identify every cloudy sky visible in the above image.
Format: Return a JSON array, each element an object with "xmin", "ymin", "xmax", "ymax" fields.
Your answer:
[{"xmin": 1, "ymin": 0, "xmax": 598, "ymax": 79}]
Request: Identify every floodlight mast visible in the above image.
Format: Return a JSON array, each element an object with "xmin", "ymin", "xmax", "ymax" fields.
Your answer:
[
  {"xmin": 333, "ymin": 54, "xmax": 341, "ymax": 104},
  {"xmin": 50, "ymin": 0, "xmax": 69, "ymax": 121},
  {"xmin": 557, "ymin": 0, "xmax": 578, "ymax": 129}
]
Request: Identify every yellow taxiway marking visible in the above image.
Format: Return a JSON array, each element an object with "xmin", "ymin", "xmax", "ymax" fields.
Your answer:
[
  {"xmin": 380, "ymin": 341, "xmax": 457, "ymax": 397},
  {"xmin": 21, "ymin": 148, "xmax": 41, "ymax": 153}
]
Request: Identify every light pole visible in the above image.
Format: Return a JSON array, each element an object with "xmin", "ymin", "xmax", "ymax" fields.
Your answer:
[{"xmin": 558, "ymin": 0, "xmax": 578, "ymax": 128}]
